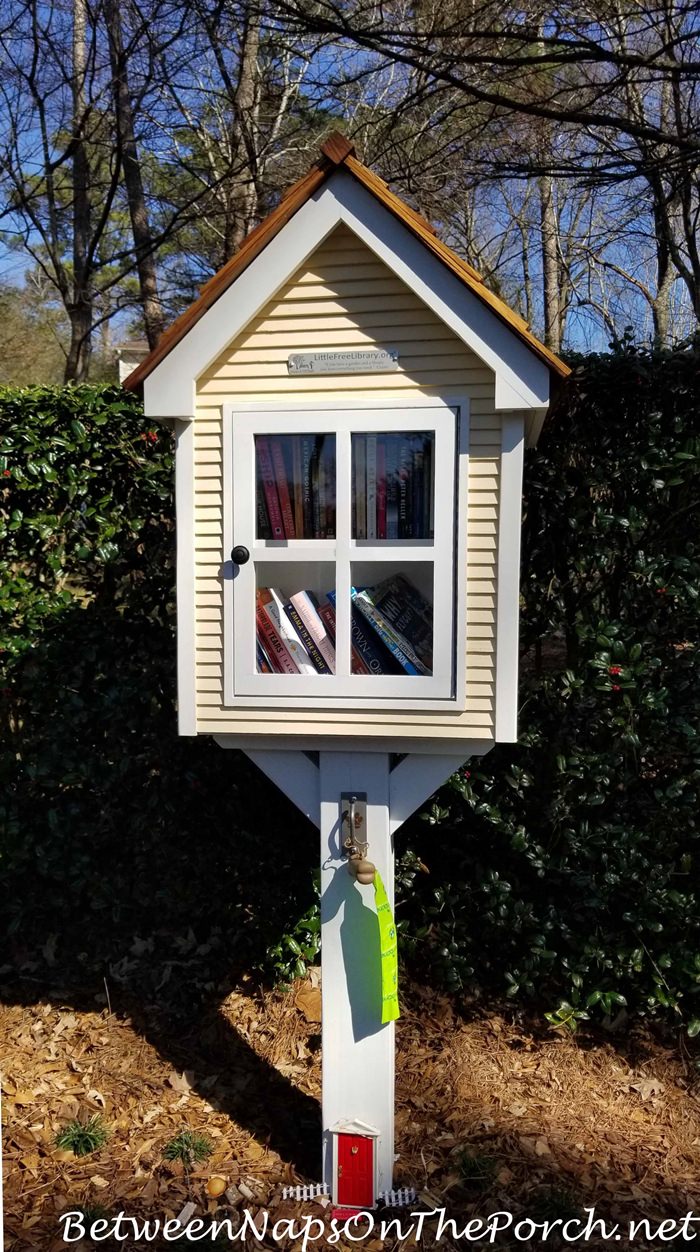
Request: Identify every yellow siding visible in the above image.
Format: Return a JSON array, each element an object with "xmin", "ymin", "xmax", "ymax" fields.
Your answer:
[{"xmin": 193, "ymin": 225, "xmax": 501, "ymax": 743}]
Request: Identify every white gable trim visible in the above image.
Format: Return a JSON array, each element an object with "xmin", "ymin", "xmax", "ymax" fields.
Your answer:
[{"xmin": 142, "ymin": 174, "xmax": 550, "ymax": 420}]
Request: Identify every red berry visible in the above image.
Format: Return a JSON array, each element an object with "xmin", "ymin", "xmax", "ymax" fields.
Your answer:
[
  {"xmin": 656, "ymin": 588, "xmax": 667, "ymax": 595},
  {"xmin": 608, "ymin": 665, "xmax": 622, "ymax": 675},
  {"xmin": 611, "ymin": 684, "xmax": 621, "ymax": 691},
  {"xmin": 2, "ymin": 469, "xmax": 10, "ymax": 477}
]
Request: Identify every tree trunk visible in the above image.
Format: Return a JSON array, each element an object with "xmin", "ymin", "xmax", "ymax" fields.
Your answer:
[
  {"xmin": 227, "ymin": 17, "xmax": 261, "ymax": 257},
  {"xmin": 104, "ymin": 0, "xmax": 165, "ymax": 347},
  {"xmin": 539, "ymin": 173, "xmax": 562, "ymax": 352},
  {"xmin": 66, "ymin": 0, "xmax": 91, "ymax": 382}
]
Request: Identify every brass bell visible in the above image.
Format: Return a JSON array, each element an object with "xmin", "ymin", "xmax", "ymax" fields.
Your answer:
[{"xmin": 355, "ymin": 859, "xmax": 376, "ymax": 885}]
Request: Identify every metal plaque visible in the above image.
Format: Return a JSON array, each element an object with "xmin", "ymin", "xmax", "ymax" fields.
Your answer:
[{"xmin": 287, "ymin": 348, "xmax": 399, "ymax": 375}]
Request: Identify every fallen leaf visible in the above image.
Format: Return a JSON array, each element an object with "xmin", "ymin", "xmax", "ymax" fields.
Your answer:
[
  {"xmin": 295, "ymin": 985, "xmax": 321, "ymax": 1024},
  {"xmin": 89, "ymin": 1176, "xmax": 110, "ymax": 1189},
  {"xmin": 167, "ymin": 1070, "xmax": 193, "ymax": 1095}
]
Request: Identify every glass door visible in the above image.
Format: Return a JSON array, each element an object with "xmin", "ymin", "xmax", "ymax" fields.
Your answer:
[{"xmin": 229, "ymin": 403, "xmax": 458, "ymax": 705}]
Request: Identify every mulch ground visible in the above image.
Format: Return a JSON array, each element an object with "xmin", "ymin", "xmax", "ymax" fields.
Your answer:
[{"xmin": 2, "ymin": 980, "xmax": 700, "ymax": 1250}]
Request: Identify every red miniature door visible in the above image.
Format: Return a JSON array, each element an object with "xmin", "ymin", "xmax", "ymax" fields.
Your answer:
[{"xmin": 337, "ymin": 1134, "xmax": 374, "ymax": 1208}]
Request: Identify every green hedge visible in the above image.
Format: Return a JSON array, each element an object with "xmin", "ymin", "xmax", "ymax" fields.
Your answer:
[
  {"xmin": 0, "ymin": 355, "xmax": 698, "ymax": 1034},
  {"xmin": 397, "ymin": 343, "xmax": 700, "ymax": 1035}
]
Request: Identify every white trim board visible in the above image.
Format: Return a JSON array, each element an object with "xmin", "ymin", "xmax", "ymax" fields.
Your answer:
[
  {"xmin": 175, "ymin": 420, "xmax": 197, "ymax": 735},
  {"xmin": 495, "ymin": 413, "xmax": 525, "ymax": 742},
  {"xmin": 142, "ymin": 178, "xmax": 550, "ymax": 421}
]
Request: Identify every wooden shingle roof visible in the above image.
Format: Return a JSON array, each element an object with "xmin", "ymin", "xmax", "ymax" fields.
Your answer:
[{"xmin": 123, "ymin": 133, "xmax": 569, "ymax": 393}]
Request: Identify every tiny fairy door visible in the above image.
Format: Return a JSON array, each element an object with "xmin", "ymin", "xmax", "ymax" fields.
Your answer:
[{"xmin": 337, "ymin": 1133, "xmax": 375, "ymax": 1208}]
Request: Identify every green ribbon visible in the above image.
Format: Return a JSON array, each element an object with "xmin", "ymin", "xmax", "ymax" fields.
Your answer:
[{"xmin": 374, "ymin": 871, "xmax": 400, "ymax": 1023}]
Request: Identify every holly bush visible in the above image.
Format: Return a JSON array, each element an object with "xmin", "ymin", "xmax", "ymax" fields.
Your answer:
[{"xmin": 397, "ymin": 341, "xmax": 700, "ymax": 1035}]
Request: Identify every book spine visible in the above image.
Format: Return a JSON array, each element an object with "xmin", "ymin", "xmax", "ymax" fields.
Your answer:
[
  {"xmin": 292, "ymin": 438, "xmax": 304, "ymax": 536},
  {"xmin": 423, "ymin": 436, "xmax": 433, "ymax": 538},
  {"xmin": 349, "ymin": 604, "xmax": 394, "ymax": 675},
  {"xmin": 311, "ymin": 440, "xmax": 321, "ymax": 539},
  {"xmin": 386, "ymin": 436, "xmax": 399, "ymax": 540},
  {"xmin": 302, "ymin": 437, "xmax": 314, "ymax": 537},
  {"xmin": 256, "ymin": 639, "xmax": 275, "ymax": 673},
  {"xmin": 376, "ymin": 438, "xmax": 387, "ymax": 540},
  {"xmin": 366, "ymin": 434, "xmax": 377, "ymax": 540},
  {"xmin": 284, "ymin": 603, "xmax": 331, "ymax": 673},
  {"xmin": 256, "ymin": 456, "xmax": 272, "ymax": 539},
  {"xmin": 255, "ymin": 600, "xmax": 298, "ymax": 673},
  {"xmin": 352, "ymin": 591, "xmax": 429, "ymax": 675},
  {"xmin": 270, "ymin": 439, "xmax": 296, "ymax": 538},
  {"xmin": 328, "ymin": 590, "xmax": 390, "ymax": 675},
  {"xmin": 324, "ymin": 438, "xmax": 336, "ymax": 538},
  {"xmin": 355, "ymin": 437, "xmax": 366, "ymax": 539},
  {"xmin": 256, "ymin": 438, "xmax": 285, "ymax": 540},
  {"xmin": 398, "ymin": 438, "xmax": 412, "ymax": 539},
  {"xmin": 290, "ymin": 590, "xmax": 336, "ymax": 671},
  {"xmin": 412, "ymin": 436, "xmax": 424, "ymax": 538},
  {"xmin": 317, "ymin": 599, "xmax": 336, "ymax": 646},
  {"xmin": 260, "ymin": 588, "xmax": 317, "ymax": 674}
]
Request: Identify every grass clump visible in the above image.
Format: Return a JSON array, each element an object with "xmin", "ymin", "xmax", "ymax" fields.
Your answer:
[
  {"xmin": 163, "ymin": 1129, "xmax": 213, "ymax": 1166},
  {"xmin": 55, "ymin": 1114, "xmax": 109, "ymax": 1157},
  {"xmin": 456, "ymin": 1150, "xmax": 497, "ymax": 1189}
]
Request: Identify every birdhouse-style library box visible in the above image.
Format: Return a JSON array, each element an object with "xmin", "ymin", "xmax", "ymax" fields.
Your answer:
[{"xmin": 125, "ymin": 135, "xmax": 569, "ymax": 756}]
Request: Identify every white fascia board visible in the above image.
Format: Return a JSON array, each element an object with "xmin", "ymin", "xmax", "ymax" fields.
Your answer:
[
  {"xmin": 175, "ymin": 420, "xmax": 197, "ymax": 734},
  {"xmin": 328, "ymin": 172, "xmax": 549, "ymax": 411},
  {"xmin": 142, "ymin": 191, "xmax": 342, "ymax": 419}
]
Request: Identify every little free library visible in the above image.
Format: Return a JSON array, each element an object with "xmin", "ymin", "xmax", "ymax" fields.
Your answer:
[{"xmin": 125, "ymin": 132, "xmax": 569, "ymax": 1214}]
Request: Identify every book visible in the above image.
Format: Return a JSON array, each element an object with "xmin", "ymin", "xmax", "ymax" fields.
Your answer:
[
  {"xmin": 256, "ymin": 456, "xmax": 272, "ymax": 539},
  {"xmin": 412, "ymin": 436, "xmax": 425, "ymax": 538},
  {"xmin": 398, "ymin": 438, "xmax": 412, "ymax": 538},
  {"xmin": 318, "ymin": 596, "xmax": 371, "ymax": 674},
  {"xmin": 259, "ymin": 587, "xmax": 317, "ymax": 674},
  {"xmin": 289, "ymin": 590, "xmax": 336, "ymax": 670},
  {"xmin": 366, "ymin": 434, "xmax": 377, "ymax": 540},
  {"xmin": 302, "ymin": 437, "xmax": 314, "ymax": 537},
  {"xmin": 321, "ymin": 437, "xmax": 336, "ymax": 537},
  {"xmin": 328, "ymin": 590, "xmax": 397, "ymax": 674},
  {"xmin": 270, "ymin": 438, "xmax": 296, "ymax": 538},
  {"xmin": 385, "ymin": 436, "xmax": 399, "ymax": 540},
  {"xmin": 311, "ymin": 439, "xmax": 322, "ymax": 538},
  {"xmin": 368, "ymin": 573, "xmax": 433, "ymax": 669},
  {"xmin": 283, "ymin": 601, "xmax": 332, "ymax": 673},
  {"xmin": 256, "ymin": 438, "xmax": 285, "ymax": 540},
  {"xmin": 376, "ymin": 438, "xmax": 387, "ymax": 540},
  {"xmin": 255, "ymin": 596, "xmax": 298, "ymax": 673},
  {"xmin": 292, "ymin": 438, "xmax": 304, "ymax": 536},
  {"xmin": 256, "ymin": 639, "xmax": 275, "ymax": 673},
  {"xmin": 352, "ymin": 587, "xmax": 430, "ymax": 675},
  {"xmin": 355, "ymin": 436, "xmax": 366, "ymax": 539},
  {"xmin": 423, "ymin": 436, "xmax": 433, "ymax": 538}
]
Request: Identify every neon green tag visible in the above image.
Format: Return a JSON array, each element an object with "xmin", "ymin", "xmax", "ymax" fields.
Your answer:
[{"xmin": 374, "ymin": 871, "xmax": 400, "ymax": 1023}]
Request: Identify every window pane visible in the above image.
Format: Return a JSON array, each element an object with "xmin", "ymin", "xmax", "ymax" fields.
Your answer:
[
  {"xmin": 255, "ymin": 563, "xmax": 335, "ymax": 675},
  {"xmin": 352, "ymin": 432, "xmax": 435, "ymax": 541},
  {"xmin": 255, "ymin": 434, "xmax": 335, "ymax": 540}
]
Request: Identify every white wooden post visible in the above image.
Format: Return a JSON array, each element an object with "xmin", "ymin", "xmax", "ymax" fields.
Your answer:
[{"xmin": 319, "ymin": 751, "xmax": 395, "ymax": 1198}]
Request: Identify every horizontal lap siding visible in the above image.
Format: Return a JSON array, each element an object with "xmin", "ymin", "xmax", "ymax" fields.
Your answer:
[{"xmin": 193, "ymin": 225, "xmax": 499, "ymax": 741}]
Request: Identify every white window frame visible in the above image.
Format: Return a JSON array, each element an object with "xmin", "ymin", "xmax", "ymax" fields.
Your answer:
[{"xmin": 222, "ymin": 396, "xmax": 469, "ymax": 712}]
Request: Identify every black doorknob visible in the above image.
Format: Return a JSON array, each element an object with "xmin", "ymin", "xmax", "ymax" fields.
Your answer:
[{"xmin": 231, "ymin": 545, "xmax": 250, "ymax": 565}]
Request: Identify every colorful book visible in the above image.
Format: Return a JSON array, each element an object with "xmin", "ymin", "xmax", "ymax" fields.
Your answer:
[
  {"xmin": 376, "ymin": 438, "xmax": 387, "ymax": 540},
  {"xmin": 352, "ymin": 587, "xmax": 429, "ymax": 675},
  {"xmin": 259, "ymin": 587, "xmax": 316, "ymax": 674},
  {"xmin": 256, "ymin": 438, "xmax": 285, "ymax": 540},
  {"xmin": 284, "ymin": 601, "xmax": 332, "ymax": 673},
  {"xmin": 270, "ymin": 439, "xmax": 296, "ymax": 538},
  {"xmin": 366, "ymin": 434, "xmax": 377, "ymax": 540},
  {"xmin": 311, "ymin": 439, "xmax": 322, "ymax": 538},
  {"xmin": 289, "ymin": 590, "xmax": 336, "ymax": 671},
  {"xmin": 255, "ymin": 595, "xmax": 298, "ymax": 673},
  {"xmin": 256, "ymin": 640, "xmax": 275, "ymax": 673},
  {"xmin": 423, "ymin": 436, "xmax": 433, "ymax": 538}
]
